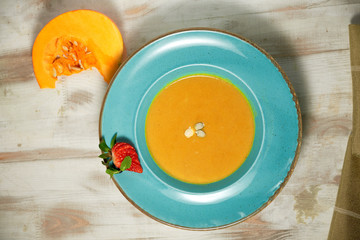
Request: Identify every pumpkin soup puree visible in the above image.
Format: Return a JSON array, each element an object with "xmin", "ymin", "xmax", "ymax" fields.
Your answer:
[{"xmin": 145, "ymin": 74, "xmax": 255, "ymax": 184}]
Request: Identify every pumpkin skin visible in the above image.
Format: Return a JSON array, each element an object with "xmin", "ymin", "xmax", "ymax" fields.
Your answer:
[{"xmin": 32, "ymin": 10, "xmax": 124, "ymax": 88}]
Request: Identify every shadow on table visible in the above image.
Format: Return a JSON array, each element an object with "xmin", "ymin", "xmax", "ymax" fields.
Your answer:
[
  {"xmin": 351, "ymin": 13, "xmax": 360, "ymax": 24},
  {"xmin": 125, "ymin": 1, "xmax": 309, "ymax": 135},
  {"xmin": 115, "ymin": 1, "xmax": 308, "ymax": 234},
  {"xmin": 34, "ymin": 4, "xmax": 309, "ymax": 233},
  {"xmin": 33, "ymin": 1, "xmax": 308, "ymax": 138}
]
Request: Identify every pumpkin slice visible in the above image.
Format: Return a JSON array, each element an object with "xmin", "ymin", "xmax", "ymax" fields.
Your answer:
[{"xmin": 32, "ymin": 10, "xmax": 124, "ymax": 88}]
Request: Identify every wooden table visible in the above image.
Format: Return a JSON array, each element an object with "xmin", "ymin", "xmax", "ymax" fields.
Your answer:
[{"xmin": 1, "ymin": 0, "xmax": 359, "ymax": 239}]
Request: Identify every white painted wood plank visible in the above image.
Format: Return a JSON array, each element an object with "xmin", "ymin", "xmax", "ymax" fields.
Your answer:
[
  {"xmin": 0, "ymin": 50, "xmax": 352, "ymax": 156},
  {"xmin": 0, "ymin": 0, "xmax": 358, "ymax": 239},
  {"xmin": 0, "ymin": 140, "xmax": 349, "ymax": 239}
]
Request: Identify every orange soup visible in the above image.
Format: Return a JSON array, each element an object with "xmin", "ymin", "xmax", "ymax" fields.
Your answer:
[{"xmin": 145, "ymin": 74, "xmax": 255, "ymax": 184}]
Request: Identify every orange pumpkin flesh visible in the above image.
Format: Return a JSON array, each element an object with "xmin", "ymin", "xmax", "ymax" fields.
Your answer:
[{"xmin": 32, "ymin": 10, "xmax": 124, "ymax": 88}]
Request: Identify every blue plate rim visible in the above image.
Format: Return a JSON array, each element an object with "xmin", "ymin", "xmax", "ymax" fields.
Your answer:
[{"xmin": 99, "ymin": 27, "xmax": 302, "ymax": 230}]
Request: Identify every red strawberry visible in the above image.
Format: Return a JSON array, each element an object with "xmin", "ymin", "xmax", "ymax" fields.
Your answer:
[
  {"xmin": 99, "ymin": 135, "xmax": 143, "ymax": 177},
  {"xmin": 112, "ymin": 142, "xmax": 143, "ymax": 173}
]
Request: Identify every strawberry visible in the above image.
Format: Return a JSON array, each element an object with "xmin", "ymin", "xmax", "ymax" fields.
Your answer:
[
  {"xmin": 112, "ymin": 142, "xmax": 143, "ymax": 173},
  {"xmin": 99, "ymin": 133, "xmax": 143, "ymax": 177}
]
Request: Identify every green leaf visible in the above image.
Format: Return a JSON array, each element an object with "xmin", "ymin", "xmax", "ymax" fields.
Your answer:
[
  {"xmin": 106, "ymin": 168, "xmax": 121, "ymax": 178},
  {"xmin": 106, "ymin": 169, "xmax": 115, "ymax": 178},
  {"xmin": 98, "ymin": 153, "xmax": 110, "ymax": 159},
  {"xmin": 110, "ymin": 133, "xmax": 117, "ymax": 148},
  {"xmin": 99, "ymin": 139, "xmax": 110, "ymax": 152},
  {"xmin": 120, "ymin": 156, "xmax": 132, "ymax": 171}
]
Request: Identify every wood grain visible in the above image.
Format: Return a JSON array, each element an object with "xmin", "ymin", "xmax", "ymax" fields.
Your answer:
[{"xmin": 1, "ymin": 0, "xmax": 359, "ymax": 239}]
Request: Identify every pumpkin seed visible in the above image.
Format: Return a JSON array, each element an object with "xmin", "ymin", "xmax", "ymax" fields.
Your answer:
[
  {"xmin": 195, "ymin": 129, "xmax": 206, "ymax": 138},
  {"xmin": 194, "ymin": 122, "xmax": 205, "ymax": 130},
  {"xmin": 52, "ymin": 67, "xmax": 57, "ymax": 77},
  {"xmin": 184, "ymin": 127, "xmax": 194, "ymax": 138}
]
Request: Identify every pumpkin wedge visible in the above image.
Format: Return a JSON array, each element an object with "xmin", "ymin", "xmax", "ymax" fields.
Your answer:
[{"xmin": 32, "ymin": 10, "xmax": 124, "ymax": 88}]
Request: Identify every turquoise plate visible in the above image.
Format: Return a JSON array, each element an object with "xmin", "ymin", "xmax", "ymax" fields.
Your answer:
[{"xmin": 99, "ymin": 28, "xmax": 302, "ymax": 230}]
